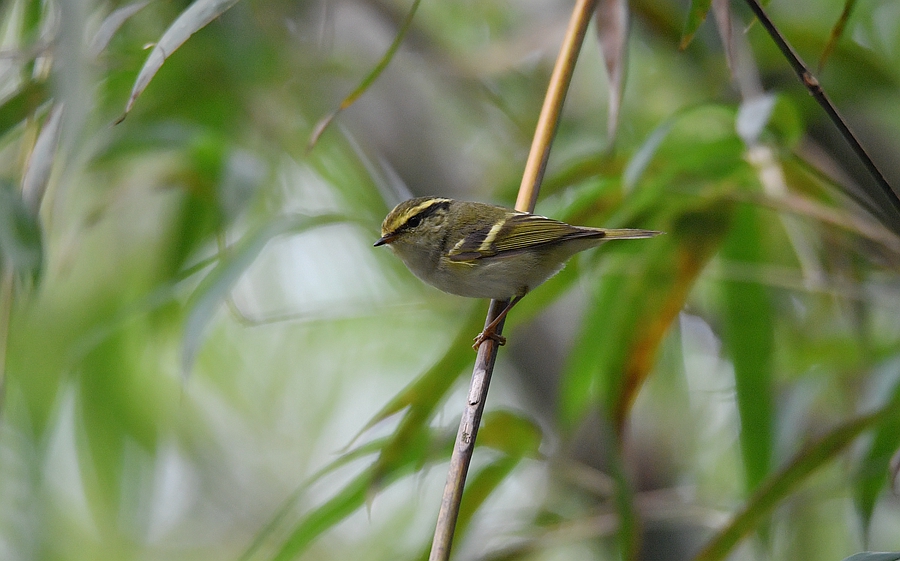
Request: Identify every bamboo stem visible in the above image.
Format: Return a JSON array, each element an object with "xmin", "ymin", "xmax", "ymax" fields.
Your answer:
[
  {"xmin": 428, "ymin": 0, "xmax": 599, "ymax": 558},
  {"xmin": 741, "ymin": 0, "xmax": 900, "ymax": 219},
  {"xmin": 516, "ymin": 0, "xmax": 600, "ymax": 214}
]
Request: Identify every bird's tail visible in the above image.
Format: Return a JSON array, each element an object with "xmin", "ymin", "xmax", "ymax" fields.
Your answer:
[{"xmin": 601, "ymin": 228, "xmax": 663, "ymax": 240}]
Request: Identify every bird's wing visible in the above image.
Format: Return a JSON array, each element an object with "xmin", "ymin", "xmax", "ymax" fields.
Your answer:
[{"xmin": 447, "ymin": 213, "xmax": 599, "ymax": 262}]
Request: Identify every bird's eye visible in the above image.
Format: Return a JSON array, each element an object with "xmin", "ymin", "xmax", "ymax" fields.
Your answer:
[{"xmin": 406, "ymin": 214, "xmax": 422, "ymax": 228}]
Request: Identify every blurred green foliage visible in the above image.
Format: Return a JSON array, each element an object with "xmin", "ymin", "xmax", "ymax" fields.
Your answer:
[{"xmin": 1, "ymin": 0, "xmax": 900, "ymax": 560}]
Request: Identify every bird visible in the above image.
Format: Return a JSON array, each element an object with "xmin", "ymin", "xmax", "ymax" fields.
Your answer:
[{"xmin": 375, "ymin": 197, "xmax": 662, "ymax": 349}]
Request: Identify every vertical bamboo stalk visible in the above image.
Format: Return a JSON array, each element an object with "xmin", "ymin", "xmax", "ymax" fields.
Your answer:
[{"xmin": 428, "ymin": 0, "xmax": 599, "ymax": 558}]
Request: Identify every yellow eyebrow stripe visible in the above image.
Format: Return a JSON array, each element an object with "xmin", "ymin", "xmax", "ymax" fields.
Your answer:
[{"xmin": 406, "ymin": 198, "xmax": 451, "ymax": 218}]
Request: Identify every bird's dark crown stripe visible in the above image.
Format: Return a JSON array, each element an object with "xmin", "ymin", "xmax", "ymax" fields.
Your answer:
[{"xmin": 397, "ymin": 199, "xmax": 450, "ymax": 232}]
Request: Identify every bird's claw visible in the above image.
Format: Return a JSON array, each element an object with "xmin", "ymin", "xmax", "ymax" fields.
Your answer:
[{"xmin": 472, "ymin": 329, "xmax": 506, "ymax": 350}]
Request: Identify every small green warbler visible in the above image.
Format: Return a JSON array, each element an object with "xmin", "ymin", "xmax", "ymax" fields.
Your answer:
[{"xmin": 375, "ymin": 197, "xmax": 661, "ymax": 348}]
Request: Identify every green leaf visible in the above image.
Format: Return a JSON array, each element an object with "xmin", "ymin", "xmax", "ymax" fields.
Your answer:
[
  {"xmin": 245, "ymin": 383, "xmax": 529, "ymax": 561},
  {"xmin": 237, "ymin": 436, "xmax": 389, "ymax": 561},
  {"xmin": 0, "ymin": 79, "xmax": 49, "ymax": 141},
  {"xmin": 307, "ymin": 0, "xmax": 423, "ymax": 150},
  {"xmin": 613, "ymin": 443, "xmax": 639, "ymax": 561},
  {"xmin": 622, "ymin": 119, "xmax": 674, "ymax": 190},
  {"xmin": 766, "ymin": 94, "xmax": 804, "ymax": 149},
  {"xmin": 21, "ymin": 103, "xmax": 63, "ymax": 215},
  {"xmin": 854, "ymin": 373, "xmax": 900, "ymax": 539},
  {"xmin": 267, "ymin": 426, "xmax": 456, "ymax": 561},
  {"xmin": 694, "ymin": 406, "xmax": 900, "ymax": 561},
  {"xmin": 413, "ymin": 412, "xmax": 539, "ymax": 559},
  {"xmin": 477, "ymin": 410, "xmax": 543, "ymax": 459},
  {"xmin": 0, "ymin": 181, "xmax": 43, "ymax": 283},
  {"xmin": 560, "ymin": 200, "xmax": 732, "ymax": 431},
  {"xmin": 367, "ymin": 307, "xmax": 485, "ymax": 488},
  {"xmin": 819, "ymin": 0, "xmax": 858, "ymax": 71},
  {"xmin": 264, "ymin": 412, "xmax": 535, "ymax": 561},
  {"xmin": 268, "ymin": 471, "xmax": 376, "ymax": 561},
  {"xmin": 679, "ymin": 0, "xmax": 712, "ymax": 50},
  {"xmin": 89, "ymin": 1, "xmax": 152, "ymax": 57},
  {"xmin": 349, "ymin": 305, "xmax": 483, "ymax": 444},
  {"xmin": 182, "ymin": 213, "xmax": 350, "ymax": 374},
  {"xmin": 451, "ymin": 455, "xmax": 520, "ymax": 547},
  {"xmin": 721, "ymin": 204, "xmax": 775, "ymax": 493},
  {"xmin": 76, "ymin": 319, "xmax": 181, "ymax": 530},
  {"xmin": 623, "ymin": 104, "xmax": 742, "ymax": 191},
  {"xmin": 119, "ymin": 0, "xmax": 243, "ymax": 120}
]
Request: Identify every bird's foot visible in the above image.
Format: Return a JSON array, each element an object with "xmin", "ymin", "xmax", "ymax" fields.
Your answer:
[{"xmin": 472, "ymin": 329, "xmax": 506, "ymax": 350}]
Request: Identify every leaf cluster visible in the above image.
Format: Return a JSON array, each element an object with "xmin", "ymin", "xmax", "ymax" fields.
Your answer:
[{"xmin": 0, "ymin": 1, "xmax": 899, "ymax": 561}]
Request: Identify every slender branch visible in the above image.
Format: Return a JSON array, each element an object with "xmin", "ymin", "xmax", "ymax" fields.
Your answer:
[
  {"xmin": 428, "ymin": 300, "xmax": 507, "ymax": 561},
  {"xmin": 741, "ymin": 0, "xmax": 900, "ymax": 219},
  {"xmin": 429, "ymin": 0, "xmax": 599, "ymax": 559}
]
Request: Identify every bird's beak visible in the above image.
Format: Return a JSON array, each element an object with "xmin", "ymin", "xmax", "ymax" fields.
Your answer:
[{"xmin": 374, "ymin": 233, "xmax": 397, "ymax": 247}]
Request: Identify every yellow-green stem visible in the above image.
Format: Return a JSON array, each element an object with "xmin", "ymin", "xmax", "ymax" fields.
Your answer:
[{"xmin": 429, "ymin": 0, "xmax": 599, "ymax": 558}]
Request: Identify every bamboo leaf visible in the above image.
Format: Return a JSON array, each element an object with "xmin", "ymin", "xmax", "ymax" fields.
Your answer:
[
  {"xmin": 0, "ymin": 181, "xmax": 43, "ymax": 283},
  {"xmin": 695, "ymin": 407, "xmax": 899, "ymax": 561},
  {"xmin": 89, "ymin": 0, "xmax": 151, "ymax": 57},
  {"xmin": 561, "ymin": 202, "xmax": 732, "ymax": 432},
  {"xmin": 679, "ymin": 0, "xmax": 712, "ymax": 50},
  {"xmin": 182, "ymin": 213, "xmax": 349, "ymax": 374},
  {"xmin": 246, "ymin": 411, "xmax": 535, "ymax": 561},
  {"xmin": 268, "ymin": 429, "xmax": 451, "ymax": 561},
  {"xmin": 266, "ymin": 411, "xmax": 533, "ymax": 561},
  {"xmin": 595, "ymin": 0, "xmax": 630, "ymax": 145},
  {"xmin": 721, "ymin": 204, "xmax": 775, "ymax": 493},
  {"xmin": 348, "ymin": 305, "xmax": 483, "ymax": 446},
  {"xmin": 0, "ymin": 80, "xmax": 49, "ymax": 140},
  {"xmin": 451, "ymin": 455, "xmax": 520, "ymax": 547},
  {"xmin": 269, "ymin": 467, "xmax": 407, "ymax": 561},
  {"xmin": 819, "ymin": 0, "xmax": 858, "ymax": 71},
  {"xmin": 366, "ymin": 309, "xmax": 484, "ymax": 489},
  {"xmin": 411, "ymin": 412, "xmax": 537, "ymax": 559},
  {"xmin": 307, "ymin": 0, "xmax": 422, "ymax": 151},
  {"xmin": 622, "ymin": 119, "xmax": 674, "ymax": 190},
  {"xmin": 237, "ymin": 436, "xmax": 389, "ymax": 561},
  {"xmin": 854, "ymin": 376, "xmax": 900, "ymax": 540},
  {"xmin": 613, "ymin": 445, "xmax": 639, "ymax": 561},
  {"xmin": 477, "ymin": 410, "xmax": 543, "ymax": 459},
  {"xmin": 118, "ymin": 0, "xmax": 242, "ymax": 121},
  {"xmin": 21, "ymin": 103, "xmax": 63, "ymax": 215}
]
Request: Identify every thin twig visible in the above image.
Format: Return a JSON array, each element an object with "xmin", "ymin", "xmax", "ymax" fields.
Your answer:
[
  {"xmin": 741, "ymin": 0, "xmax": 900, "ymax": 219},
  {"xmin": 428, "ymin": 0, "xmax": 599, "ymax": 559},
  {"xmin": 428, "ymin": 300, "xmax": 507, "ymax": 561}
]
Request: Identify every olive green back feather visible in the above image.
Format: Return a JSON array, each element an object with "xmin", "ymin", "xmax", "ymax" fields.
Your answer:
[{"xmin": 447, "ymin": 213, "xmax": 603, "ymax": 262}]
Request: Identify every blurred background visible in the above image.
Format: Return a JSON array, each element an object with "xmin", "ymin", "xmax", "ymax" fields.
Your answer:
[{"xmin": 2, "ymin": 0, "xmax": 900, "ymax": 560}]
